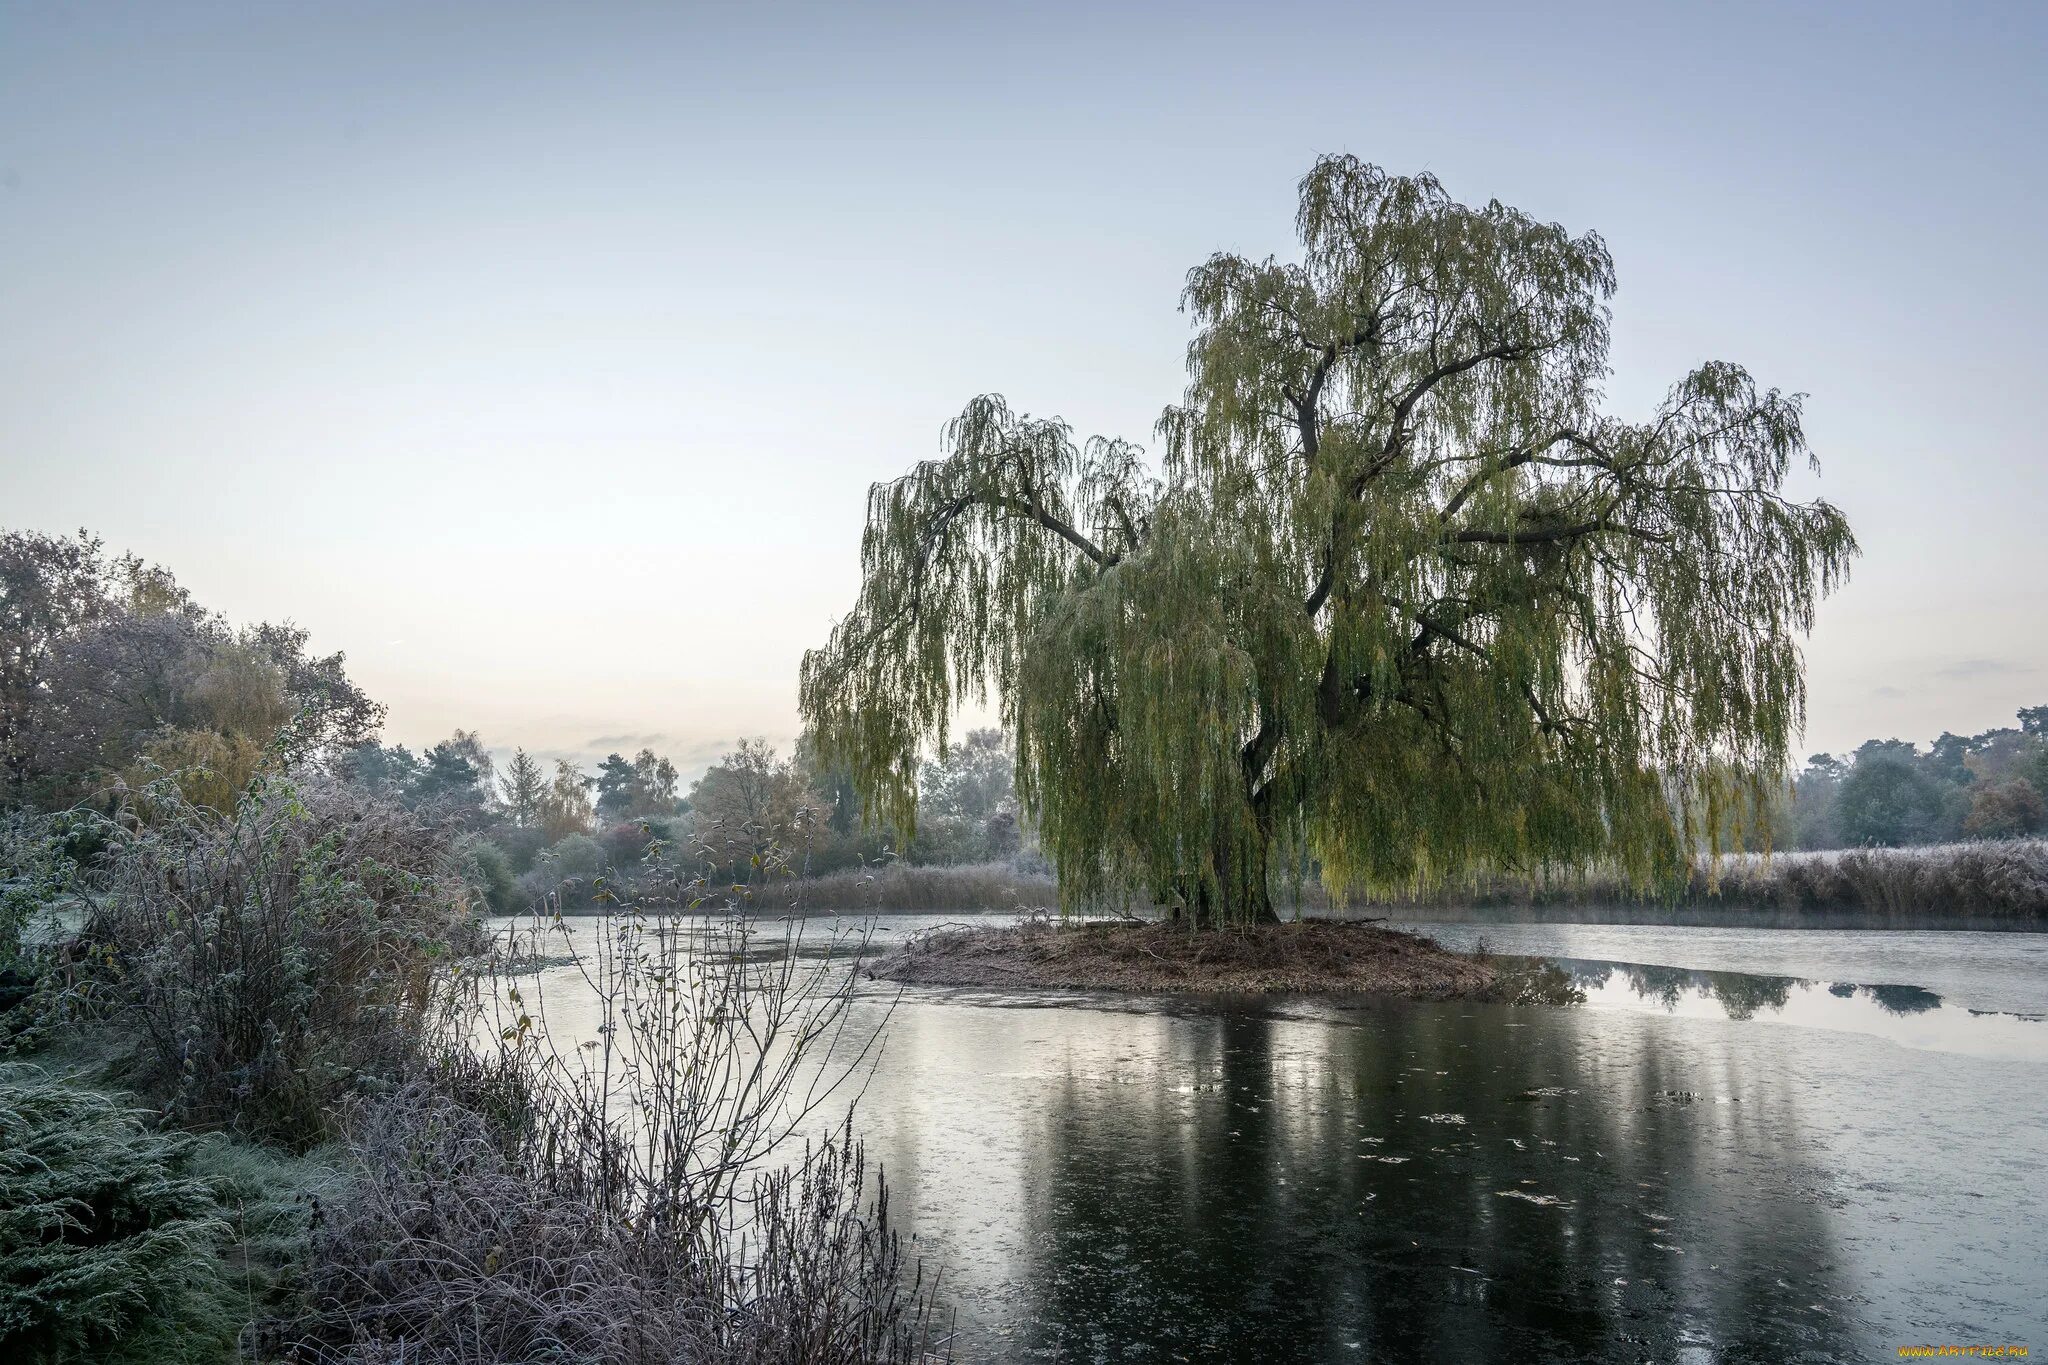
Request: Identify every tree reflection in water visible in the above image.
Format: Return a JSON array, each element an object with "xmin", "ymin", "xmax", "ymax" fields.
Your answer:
[
  {"xmin": 1565, "ymin": 959, "xmax": 1948, "ymax": 1022},
  {"xmin": 1568, "ymin": 960, "xmax": 1804, "ymax": 1019},
  {"xmin": 1008, "ymin": 1004, "xmax": 1852, "ymax": 1362},
  {"xmin": 1861, "ymin": 983, "xmax": 1943, "ymax": 1015}
]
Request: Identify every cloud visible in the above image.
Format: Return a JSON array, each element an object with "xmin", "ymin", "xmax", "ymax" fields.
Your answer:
[
  {"xmin": 486, "ymin": 733, "xmax": 798, "ymax": 786},
  {"xmin": 673, "ymin": 736, "xmax": 744, "ymax": 765},
  {"xmin": 579, "ymin": 734, "xmax": 762, "ymax": 766},
  {"xmin": 1932, "ymin": 658, "xmax": 2038, "ymax": 680},
  {"xmin": 1871, "ymin": 685, "xmax": 1907, "ymax": 698},
  {"xmin": 584, "ymin": 732, "xmax": 679, "ymax": 749}
]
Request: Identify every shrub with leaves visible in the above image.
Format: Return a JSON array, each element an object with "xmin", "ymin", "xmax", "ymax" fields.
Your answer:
[{"xmin": 1, "ymin": 812, "xmax": 91, "ymax": 978}]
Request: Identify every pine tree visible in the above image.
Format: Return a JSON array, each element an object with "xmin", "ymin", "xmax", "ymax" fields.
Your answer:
[
  {"xmin": 593, "ymin": 752, "xmax": 639, "ymax": 823},
  {"xmin": 501, "ymin": 748, "xmax": 545, "ymax": 830}
]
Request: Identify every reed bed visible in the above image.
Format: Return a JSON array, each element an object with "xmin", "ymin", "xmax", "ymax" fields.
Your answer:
[{"xmin": 1376, "ymin": 840, "xmax": 2048, "ymax": 920}]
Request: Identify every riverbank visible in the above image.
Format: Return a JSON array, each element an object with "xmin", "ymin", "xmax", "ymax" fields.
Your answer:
[
  {"xmin": 0, "ymin": 782, "xmax": 937, "ymax": 1365},
  {"xmin": 1366, "ymin": 903, "xmax": 2047, "ymax": 933},
  {"xmin": 863, "ymin": 918, "xmax": 1573, "ymax": 1002}
]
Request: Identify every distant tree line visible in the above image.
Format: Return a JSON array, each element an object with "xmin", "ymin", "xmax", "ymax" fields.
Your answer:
[
  {"xmin": 339, "ymin": 726, "xmax": 1037, "ymax": 915},
  {"xmin": 1777, "ymin": 707, "xmax": 2048, "ymax": 849}
]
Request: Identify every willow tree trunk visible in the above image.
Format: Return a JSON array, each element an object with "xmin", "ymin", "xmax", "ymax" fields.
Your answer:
[
  {"xmin": 1234, "ymin": 773, "xmax": 1281, "ymax": 927},
  {"xmin": 1176, "ymin": 816, "xmax": 1279, "ymax": 928},
  {"xmin": 1223, "ymin": 831, "xmax": 1279, "ymax": 927}
]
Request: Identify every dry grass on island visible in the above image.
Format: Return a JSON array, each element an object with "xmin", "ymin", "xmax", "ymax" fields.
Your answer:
[{"xmin": 865, "ymin": 917, "xmax": 1579, "ymax": 1004}]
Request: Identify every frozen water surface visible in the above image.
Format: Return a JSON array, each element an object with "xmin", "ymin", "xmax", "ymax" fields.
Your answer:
[{"xmin": 512, "ymin": 912, "xmax": 2048, "ymax": 1362}]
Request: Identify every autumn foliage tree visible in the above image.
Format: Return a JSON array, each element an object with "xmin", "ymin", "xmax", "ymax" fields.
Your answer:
[
  {"xmin": 2, "ymin": 528, "xmax": 381, "ymax": 810},
  {"xmin": 539, "ymin": 760, "xmax": 596, "ymax": 843},
  {"xmin": 686, "ymin": 739, "xmax": 822, "ymax": 878},
  {"xmin": 802, "ymin": 158, "xmax": 1856, "ymax": 925}
]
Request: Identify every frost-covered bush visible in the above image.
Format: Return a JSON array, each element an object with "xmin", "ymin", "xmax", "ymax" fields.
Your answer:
[
  {"xmin": 0, "ymin": 1066, "xmax": 236, "ymax": 1364},
  {"xmin": 276, "ymin": 914, "xmax": 934, "ymax": 1365},
  {"xmin": 83, "ymin": 776, "xmax": 476, "ymax": 1145}
]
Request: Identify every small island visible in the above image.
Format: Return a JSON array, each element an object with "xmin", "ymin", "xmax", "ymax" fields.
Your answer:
[{"xmin": 865, "ymin": 917, "xmax": 1574, "ymax": 1003}]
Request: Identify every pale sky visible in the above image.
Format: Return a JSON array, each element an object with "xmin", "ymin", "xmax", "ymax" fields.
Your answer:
[{"xmin": 3, "ymin": 0, "xmax": 2043, "ymax": 776}]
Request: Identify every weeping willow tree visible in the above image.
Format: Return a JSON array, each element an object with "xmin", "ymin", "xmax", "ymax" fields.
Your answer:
[{"xmin": 801, "ymin": 157, "xmax": 1856, "ymax": 926}]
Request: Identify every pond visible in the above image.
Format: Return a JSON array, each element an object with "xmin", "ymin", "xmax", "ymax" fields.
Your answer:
[{"xmin": 507, "ymin": 913, "xmax": 2048, "ymax": 1363}]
